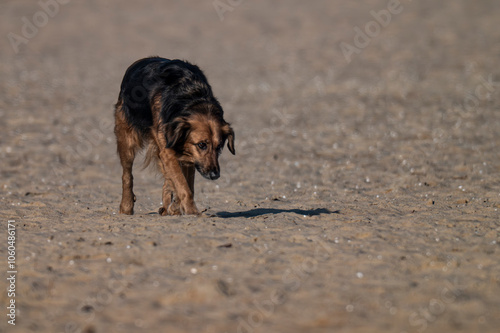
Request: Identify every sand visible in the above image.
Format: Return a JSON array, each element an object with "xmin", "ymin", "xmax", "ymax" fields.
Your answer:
[{"xmin": 1, "ymin": 0, "xmax": 499, "ymax": 332}]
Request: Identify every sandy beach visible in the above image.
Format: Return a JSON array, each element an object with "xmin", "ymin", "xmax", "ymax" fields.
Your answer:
[{"xmin": 1, "ymin": 0, "xmax": 499, "ymax": 332}]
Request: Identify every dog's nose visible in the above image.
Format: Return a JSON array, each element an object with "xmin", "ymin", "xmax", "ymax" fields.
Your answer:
[{"xmin": 208, "ymin": 171, "xmax": 220, "ymax": 180}]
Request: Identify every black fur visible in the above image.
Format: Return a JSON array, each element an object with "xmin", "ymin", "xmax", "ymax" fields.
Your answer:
[{"xmin": 117, "ymin": 56, "xmax": 225, "ymax": 146}]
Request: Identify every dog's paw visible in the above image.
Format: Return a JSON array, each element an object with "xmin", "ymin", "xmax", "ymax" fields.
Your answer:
[
  {"xmin": 120, "ymin": 197, "xmax": 135, "ymax": 215},
  {"xmin": 181, "ymin": 205, "xmax": 199, "ymax": 215},
  {"xmin": 178, "ymin": 198, "xmax": 198, "ymax": 215},
  {"xmin": 119, "ymin": 206, "xmax": 134, "ymax": 215},
  {"xmin": 168, "ymin": 204, "xmax": 182, "ymax": 215},
  {"xmin": 159, "ymin": 206, "xmax": 181, "ymax": 216}
]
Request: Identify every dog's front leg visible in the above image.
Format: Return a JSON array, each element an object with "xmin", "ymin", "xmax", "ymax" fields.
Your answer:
[
  {"xmin": 158, "ymin": 177, "xmax": 181, "ymax": 216},
  {"xmin": 159, "ymin": 149, "xmax": 199, "ymax": 215}
]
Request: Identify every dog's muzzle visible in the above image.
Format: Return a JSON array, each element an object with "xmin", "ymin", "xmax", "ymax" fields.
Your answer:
[
  {"xmin": 207, "ymin": 170, "xmax": 220, "ymax": 180},
  {"xmin": 196, "ymin": 164, "xmax": 220, "ymax": 180}
]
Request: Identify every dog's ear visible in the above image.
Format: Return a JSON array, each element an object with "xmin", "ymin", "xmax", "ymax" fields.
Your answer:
[
  {"xmin": 165, "ymin": 117, "xmax": 191, "ymax": 150},
  {"xmin": 223, "ymin": 123, "xmax": 235, "ymax": 155}
]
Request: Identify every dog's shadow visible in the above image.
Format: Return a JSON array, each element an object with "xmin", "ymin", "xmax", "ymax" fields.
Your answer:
[{"xmin": 215, "ymin": 208, "xmax": 338, "ymax": 218}]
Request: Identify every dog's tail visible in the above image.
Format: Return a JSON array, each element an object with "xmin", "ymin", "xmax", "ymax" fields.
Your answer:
[{"xmin": 143, "ymin": 141, "xmax": 160, "ymax": 171}]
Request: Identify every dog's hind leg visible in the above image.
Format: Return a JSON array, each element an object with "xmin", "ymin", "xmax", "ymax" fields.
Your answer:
[{"xmin": 115, "ymin": 101, "xmax": 142, "ymax": 215}]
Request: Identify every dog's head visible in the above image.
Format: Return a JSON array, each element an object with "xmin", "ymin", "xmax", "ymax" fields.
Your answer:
[{"xmin": 166, "ymin": 111, "xmax": 235, "ymax": 180}]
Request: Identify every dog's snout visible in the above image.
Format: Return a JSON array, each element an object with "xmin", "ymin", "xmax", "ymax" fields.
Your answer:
[{"xmin": 209, "ymin": 170, "xmax": 220, "ymax": 180}]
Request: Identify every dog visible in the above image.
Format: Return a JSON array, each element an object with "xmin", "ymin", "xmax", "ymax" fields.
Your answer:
[{"xmin": 114, "ymin": 57, "xmax": 235, "ymax": 215}]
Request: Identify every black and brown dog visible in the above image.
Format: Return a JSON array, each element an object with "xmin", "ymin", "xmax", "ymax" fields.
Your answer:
[{"xmin": 114, "ymin": 57, "xmax": 235, "ymax": 215}]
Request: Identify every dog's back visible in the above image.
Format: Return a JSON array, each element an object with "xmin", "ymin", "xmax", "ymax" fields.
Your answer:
[{"xmin": 117, "ymin": 57, "xmax": 221, "ymax": 134}]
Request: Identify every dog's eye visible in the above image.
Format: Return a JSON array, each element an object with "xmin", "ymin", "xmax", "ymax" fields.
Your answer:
[{"xmin": 197, "ymin": 142, "xmax": 207, "ymax": 150}]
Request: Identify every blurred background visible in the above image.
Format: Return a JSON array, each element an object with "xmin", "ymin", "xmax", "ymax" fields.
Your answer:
[{"xmin": 1, "ymin": 0, "xmax": 499, "ymax": 200}]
